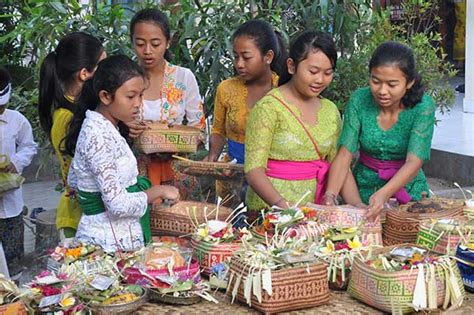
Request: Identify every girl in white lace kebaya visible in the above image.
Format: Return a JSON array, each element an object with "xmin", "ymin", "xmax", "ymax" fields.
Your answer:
[{"xmin": 65, "ymin": 55, "xmax": 179, "ymax": 252}]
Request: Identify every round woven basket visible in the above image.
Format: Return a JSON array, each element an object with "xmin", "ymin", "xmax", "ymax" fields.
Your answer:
[
  {"xmin": 174, "ymin": 160, "xmax": 244, "ymax": 180},
  {"xmin": 383, "ymin": 198, "xmax": 465, "ymax": 246},
  {"xmin": 347, "ymin": 244, "xmax": 465, "ymax": 314},
  {"xmin": 148, "ymin": 289, "xmax": 202, "ymax": 305},
  {"xmin": 88, "ymin": 285, "xmax": 148, "ymax": 315},
  {"xmin": 150, "ymin": 201, "xmax": 232, "ymax": 237}
]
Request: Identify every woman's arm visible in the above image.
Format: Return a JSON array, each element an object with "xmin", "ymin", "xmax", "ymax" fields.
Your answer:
[
  {"xmin": 324, "ymin": 146, "xmax": 353, "ymax": 204},
  {"xmin": 339, "ymin": 170, "xmax": 364, "ymax": 206},
  {"xmin": 246, "ymin": 168, "xmax": 289, "ymax": 208},
  {"xmin": 204, "ymin": 133, "xmax": 226, "ymax": 162},
  {"xmin": 367, "ymin": 153, "xmax": 422, "ymax": 219}
]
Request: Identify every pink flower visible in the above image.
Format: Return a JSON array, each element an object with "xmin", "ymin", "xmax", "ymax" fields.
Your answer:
[
  {"xmin": 38, "ymin": 270, "xmax": 51, "ymax": 278},
  {"xmin": 57, "ymin": 273, "xmax": 69, "ymax": 280},
  {"xmin": 41, "ymin": 285, "xmax": 62, "ymax": 296}
]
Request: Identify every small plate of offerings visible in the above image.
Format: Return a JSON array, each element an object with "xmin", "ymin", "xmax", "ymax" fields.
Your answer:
[
  {"xmin": 120, "ymin": 243, "xmax": 216, "ymax": 305},
  {"xmin": 26, "ymin": 270, "xmax": 85, "ymax": 314},
  {"xmin": 253, "ymin": 206, "xmax": 326, "ymax": 241},
  {"xmin": 47, "ymin": 241, "xmax": 103, "ymax": 272},
  {"xmin": 348, "ymin": 244, "xmax": 465, "ymax": 314}
]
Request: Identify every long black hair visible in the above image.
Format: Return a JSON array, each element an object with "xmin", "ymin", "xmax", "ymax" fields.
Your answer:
[
  {"xmin": 38, "ymin": 32, "xmax": 104, "ymax": 137},
  {"xmin": 130, "ymin": 8, "xmax": 172, "ymax": 61},
  {"xmin": 64, "ymin": 55, "xmax": 146, "ymax": 156},
  {"xmin": 369, "ymin": 41, "xmax": 424, "ymax": 107},
  {"xmin": 232, "ymin": 19, "xmax": 287, "ymax": 76},
  {"xmin": 278, "ymin": 31, "xmax": 337, "ymax": 86}
]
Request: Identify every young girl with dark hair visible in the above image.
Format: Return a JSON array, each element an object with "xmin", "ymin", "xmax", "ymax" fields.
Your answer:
[
  {"xmin": 325, "ymin": 41, "xmax": 436, "ymax": 220},
  {"xmin": 65, "ymin": 55, "xmax": 179, "ymax": 252},
  {"xmin": 38, "ymin": 32, "xmax": 106, "ymax": 238},
  {"xmin": 204, "ymin": 19, "xmax": 286, "ymax": 206},
  {"xmin": 245, "ymin": 31, "xmax": 355, "ymax": 217},
  {"xmin": 127, "ymin": 8, "xmax": 205, "ymax": 200}
]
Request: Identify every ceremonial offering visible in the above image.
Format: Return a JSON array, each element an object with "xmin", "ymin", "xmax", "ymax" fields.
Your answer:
[
  {"xmin": 348, "ymin": 244, "xmax": 465, "ymax": 314},
  {"xmin": 150, "ymin": 201, "xmax": 232, "ymax": 236},
  {"xmin": 416, "ymin": 218, "xmax": 474, "ymax": 255}
]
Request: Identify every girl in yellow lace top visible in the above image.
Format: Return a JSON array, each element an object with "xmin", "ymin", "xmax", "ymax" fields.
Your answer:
[
  {"xmin": 204, "ymin": 20, "xmax": 285, "ymax": 207},
  {"xmin": 38, "ymin": 32, "xmax": 106, "ymax": 238},
  {"xmin": 245, "ymin": 31, "xmax": 358, "ymax": 213}
]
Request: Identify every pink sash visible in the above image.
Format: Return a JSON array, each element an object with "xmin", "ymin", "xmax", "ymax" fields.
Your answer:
[
  {"xmin": 359, "ymin": 151, "xmax": 412, "ymax": 204},
  {"xmin": 266, "ymin": 159, "xmax": 330, "ymax": 204},
  {"xmin": 266, "ymin": 93, "xmax": 332, "ymax": 204}
]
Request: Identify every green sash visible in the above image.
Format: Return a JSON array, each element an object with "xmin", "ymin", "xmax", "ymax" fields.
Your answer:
[{"xmin": 77, "ymin": 176, "xmax": 152, "ymax": 243}]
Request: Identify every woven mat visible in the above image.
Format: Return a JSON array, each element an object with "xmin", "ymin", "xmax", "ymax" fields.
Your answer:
[{"xmin": 135, "ymin": 290, "xmax": 474, "ymax": 315}]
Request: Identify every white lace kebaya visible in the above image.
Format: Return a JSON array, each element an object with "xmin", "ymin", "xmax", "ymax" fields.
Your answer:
[{"xmin": 68, "ymin": 110, "xmax": 148, "ymax": 252}]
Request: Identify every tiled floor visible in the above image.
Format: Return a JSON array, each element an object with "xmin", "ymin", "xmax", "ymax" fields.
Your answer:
[{"xmin": 433, "ymin": 76, "xmax": 474, "ymax": 156}]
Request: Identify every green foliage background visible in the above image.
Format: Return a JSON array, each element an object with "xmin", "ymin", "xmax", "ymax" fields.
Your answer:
[{"xmin": 0, "ymin": 0, "xmax": 455, "ymax": 151}]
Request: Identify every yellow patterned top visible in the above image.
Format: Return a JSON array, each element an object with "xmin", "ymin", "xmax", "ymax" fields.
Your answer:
[
  {"xmin": 211, "ymin": 73, "xmax": 279, "ymax": 144},
  {"xmin": 244, "ymin": 88, "xmax": 342, "ymax": 211},
  {"xmin": 51, "ymin": 105, "xmax": 81, "ymax": 230}
]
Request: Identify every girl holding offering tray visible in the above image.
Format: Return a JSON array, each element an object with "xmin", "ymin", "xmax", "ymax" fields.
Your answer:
[{"xmin": 127, "ymin": 8, "xmax": 205, "ymax": 200}]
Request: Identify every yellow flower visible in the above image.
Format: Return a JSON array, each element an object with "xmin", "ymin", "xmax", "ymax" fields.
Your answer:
[
  {"xmin": 60, "ymin": 296, "xmax": 76, "ymax": 307},
  {"xmin": 197, "ymin": 227, "xmax": 209, "ymax": 238},
  {"xmin": 323, "ymin": 240, "xmax": 335, "ymax": 253},
  {"xmin": 342, "ymin": 227, "xmax": 358, "ymax": 234},
  {"xmin": 348, "ymin": 235, "xmax": 362, "ymax": 250}
]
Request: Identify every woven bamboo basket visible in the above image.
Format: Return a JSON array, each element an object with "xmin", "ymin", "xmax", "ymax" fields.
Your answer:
[
  {"xmin": 228, "ymin": 258, "xmax": 329, "ymax": 314},
  {"xmin": 415, "ymin": 218, "xmax": 473, "ymax": 255},
  {"xmin": 308, "ymin": 203, "xmax": 383, "ymax": 245},
  {"xmin": 175, "ymin": 159, "xmax": 244, "ymax": 180},
  {"xmin": 191, "ymin": 238, "xmax": 241, "ymax": 276},
  {"xmin": 135, "ymin": 122, "xmax": 201, "ymax": 154},
  {"xmin": 347, "ymin": 244, "xmax": 465, "ymax": 314},
  {"xmin": 383, "ymin": 198, "xmax": 465, "ymax": 246},
  {"xmin": 150, "ymin": 201, "xmax": 232, "ymax": 237}
]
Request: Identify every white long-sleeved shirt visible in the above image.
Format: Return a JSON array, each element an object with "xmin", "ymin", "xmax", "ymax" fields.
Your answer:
[
  {"xmin": 0, "ymin": 108, "xmax": 38, "ymax": 218},
  {"xmin": 68, "ymin": 110, "xmax": 148, "ymax": 252}
]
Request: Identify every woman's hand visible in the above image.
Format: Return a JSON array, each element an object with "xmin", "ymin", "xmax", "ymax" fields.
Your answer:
[
  {"xmin": 322, "ymin": 191, "xmax": 337, "ymax": 206},
  {"xmin": 366, "ymin": 189, "xmax": 389, "ymax": 221},
  {"xmin": 125, "ymin": 120, "xmax": 148, "ymax": 138},
  {"xmin": 146, "ymin": 185, "xmax": 179, "ymax": 204}
]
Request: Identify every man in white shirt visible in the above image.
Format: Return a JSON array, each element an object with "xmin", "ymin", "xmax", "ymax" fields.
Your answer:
[{"xmin": 0, "ymin": 68, "xmax": 37, "ymax": 279}]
